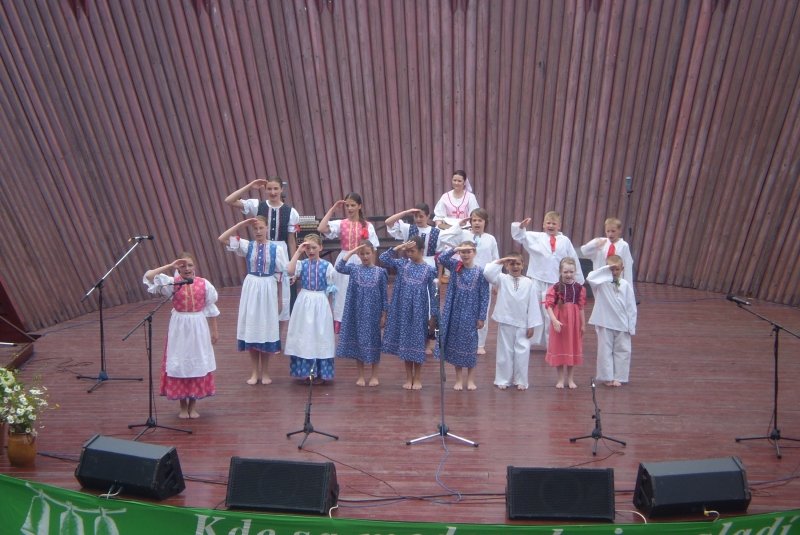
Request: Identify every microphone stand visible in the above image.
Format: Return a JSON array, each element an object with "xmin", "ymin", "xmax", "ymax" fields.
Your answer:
[
  {"xmin": 570, "ymin": 377, "xmax": 626, "ymax": 455},
  {"xmin": 124, "ymin": 284, "xmax": 192, "ymax": 441},
  {"xmin": 78, "ymin": 240, "xmax": 146, "ymax": 392},
  {"xmin": 733, "ymin": 303, "xmax": 800, "ymax": 458},
  {"xmin": 624, "ymin": 177, "xmax": 640, "ymax": 305},
  {"xmin": 287, "ymin": 360, "xmax": 339, "ymax": 449},
  {"xmin": 407, "ymin": 314, "xmax": 478, "ymax": 447}
]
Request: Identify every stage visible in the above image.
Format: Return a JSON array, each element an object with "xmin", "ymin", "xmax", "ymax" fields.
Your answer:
[{"xmin": 2, "ymin": 282, "xmax": 799, "ymax": 525}]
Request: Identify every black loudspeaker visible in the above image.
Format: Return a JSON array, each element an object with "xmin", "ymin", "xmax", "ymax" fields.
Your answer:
[
  {"xmin": 506, "ymin": 466, "xmax": 615, "ymax": 521},
  {"xmin": 633, "ymin": 456, "xmax": 751, "ymax": 518},
  {"xmin": 226, "ymin": 457, "xmax": 338, "ymax": 515},
  {"xmin": 75, "ymin": 435, "xmax": 185, "ymax": 500}
]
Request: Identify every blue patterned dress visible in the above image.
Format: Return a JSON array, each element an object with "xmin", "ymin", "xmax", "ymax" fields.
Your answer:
[
  {"xmin": 436, "ymin": 249, "xmax": 490, "ymax": 368},
  {"xmin": 335, "ymin": 261, "xmax": 389, "ymax": 363},
  {"xmin": 284, "ymin": 259, "xmax": 337, "ymax": 379},
  {"xmin": 380, "ymin": 250, "xmax": 439, "ymax": 364}
]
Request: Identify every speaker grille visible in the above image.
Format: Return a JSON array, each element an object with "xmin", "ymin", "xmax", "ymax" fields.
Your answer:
[
  {"xmin": 226, "ymin": 457, "xmax": 338, "ymax": 514},
  {"xmin": 507, "ymin": 466, "xmax": 615, "ymax": 521}
]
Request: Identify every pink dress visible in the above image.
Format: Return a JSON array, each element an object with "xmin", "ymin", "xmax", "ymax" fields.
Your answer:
[
  {"xmin": 158, "ymin": 276, "xmax": 217, "ymax": 400},
  {"xmin": 545, "ymin": 282, "xmax": 585, "ymax": 367}
]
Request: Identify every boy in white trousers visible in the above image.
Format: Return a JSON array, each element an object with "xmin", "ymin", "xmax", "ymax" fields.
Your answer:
[
  {"xmin": 586, "ymin": 255, "xmax": 637, "ymax": 386},
  {"xmin": 483, "ymin": 253, "xmax": 543, "ymax": 390}
]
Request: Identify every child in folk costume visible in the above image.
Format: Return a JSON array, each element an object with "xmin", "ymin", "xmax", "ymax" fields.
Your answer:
[
  {"xmin": 439, "ymin": 208, "xmax": 500, "ymax": 354},
  {"xmin": 284, "ymin": 234, "xmax": 337, "ymax": 381},
  {"xmin": 385, "ymin": 203, "xmax": 445, "ymax": 354},
  {"xmin": 581, "ymin": 217, "xmax": 635, "ymax": 292},
  {"xmin": 436, "ymin": 243, "xmax": 491, "ymax": 391},
  {"xmin": 586, "ymin": 255, "xmax": 637, "ymax": 386},
  {"xmin": 433, "ymin": 170, "xmax": 480, "ymax": 283},
  {"xmin": 380, "ymin": 237, "xmax": 439, "ymax": 390},
  {"xmin": 144, "ymin": 253, "xmax": 218, "ymax": 419},
  {"xmin": 545, "ymin": 258, "xmax": 586, "ymax": 389},
  {"xmin": 512, "ymin": 212, "xmax": 584, "ymax": 349},
  {"xmin": 318, "ymin": 193, "xmax": 380, "ymax": 331},
  {"xmin": 335, "ymin": 240, "xmax": 389, "ymax": 387},
  {"xmin": 483, "ymin": 253, "xmax": 543, "ymax": 390},
  {"xmin": 218, "ymin": 217, "xmax": 288, "ymax": 385},
  {"xmin": 225, "ymin": 177, "xmax": 300, "ymax": 321}
]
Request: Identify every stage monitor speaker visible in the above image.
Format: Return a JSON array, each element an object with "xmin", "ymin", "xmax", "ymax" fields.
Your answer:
[
  {"xmin": 226, "ymin": 457, "xmax": 338, "ymax": 515},
  {"xmin": 506, "ymin": 466, "xmax": 615, "ymax": 521},
  {"xmin": 633, "ymin": 456, "xmax": 751, "ymax": 518},
  {"xmin": 75, "ymin": 435, "xmax": 185, "ymax": 500}
]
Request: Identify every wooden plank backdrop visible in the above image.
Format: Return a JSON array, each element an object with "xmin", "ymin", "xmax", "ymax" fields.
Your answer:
[{"xmin": 1, "ymin": 0, "xmax": 799, "ymax": 331}]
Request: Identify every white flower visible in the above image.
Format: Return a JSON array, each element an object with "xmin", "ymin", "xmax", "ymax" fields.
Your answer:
[
  {"xmin": 7, "ymin": 415, "xmax": 15, "ymax": 424},
  {"xmin": 16, "ymin": 408, "xmax": 24, "ymax": 415},
  {"xmin": 30, "ymin": 414, "xmax": 36, "ymax": 421},
  {"xmin": 13, "ymin": 384, "xmax": 20, "ymax": 392}
]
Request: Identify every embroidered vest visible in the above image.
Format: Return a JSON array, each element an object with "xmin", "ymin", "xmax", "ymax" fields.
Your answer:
[
  {"xmin": 257, "ymin": 202, "xmax": 292, "ymax": 242},
  {"xmin": 172, "ymin": 277, "xmax": 206, "ymax": 313},
  {"xmin": 300, "ymin": 259, "xmax": 331, "ymax": 291},
  {"xmin": 247, "ymin": 241, "xmax": 278, "ymax": 276},
  {"xmin": 408, "ymin": 225, "xmax": 440, "ymax": 256},
  {"xmin": 340, "ymin": 219, "xmax": 369, "ymax": 250}
]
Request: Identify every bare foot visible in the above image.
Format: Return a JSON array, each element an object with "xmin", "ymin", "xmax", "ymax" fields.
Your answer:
[
  {"xmin": 403, "ymin": 381, "xmax": 413, "ymax": 390},
  {"xmin": 247, "ymin": 376, "xmax": 258, "ymax": 385},
  {"xmin": 412, "ymin": 380, "xmax": 422, "ymax": 390},
  {"xmin": 189, "ymin": 410, "xmax": 200, "ymax": 419},
  {"xmin": 425, "ymin": 348, "xmax": 433, "ymax": 355},
  {"xmin": 517, "ymin": 385, "xmax": 526, "ymax": 391},
  {"xmin": 568, "ymin": 381, "xmax": 578, "ymax": 389},
  {"xmin": 356, "ymin": 377, "xmax": 366, "ymax": 387},
  {"xmin": 369, "ymin": 377, "xmax": 380, "ymax": 387},
  {"xmin": 497, "ymin": 385, "xmax": 508, "ymax": 390},
  {"xmin": 467, "ymin": 381, "xmax": 477, "ymax": 391},
  {"xmin": 261, "ymin": 376, "xmax": 272, "ymax": 385},
  {"xmin": 604, "ymin": 381, "xmax": 615, "ymax": 387},
  {"xmin": 556, "ymin": 381, "xmax": 565, "ymax": 389},
  {"xmin": 612, "ymin": 380, "xmax": 622, "ymax": 387},
  {"xmin": 477, "ymin": 347, "xmax": 486, "ymax": 355},
  {"xmin": 179, "ymin": 410, "xmax": 190, "ymax": 419},
  {"xmin": 454, "ymin": 381, "xmax": 464, "ymax": 391}
]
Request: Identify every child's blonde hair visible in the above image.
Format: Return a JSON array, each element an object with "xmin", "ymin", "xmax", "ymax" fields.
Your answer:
[
  {"xmin": 604, "ymin": 217, "xmax": 622, "ymax": 228},
  {"xmin": 303, "ymin": 233, "xmax": 323, "ymax": 246},
  {"xmin": 178, "ymin": 251, "xmax": 196, "ymax": 263},
  {"xmin": 606, "ymin": 254, "xmax": 623, "ymax": 266},
  {"xmin": 254, "ymin": 215, "xmax": 269, "ymax": 226},
  {"xmin": 544, "ymin": 211, "xmax": 561, "ymax": 223},
  {"xmin": 459, "ymin": 240, "xmax": 477, "ymax": 249}
]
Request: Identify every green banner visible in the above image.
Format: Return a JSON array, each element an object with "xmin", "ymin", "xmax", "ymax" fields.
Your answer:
[{"xmin": 1, "ymin": 474, "xmax": 798, "ymax": 535}]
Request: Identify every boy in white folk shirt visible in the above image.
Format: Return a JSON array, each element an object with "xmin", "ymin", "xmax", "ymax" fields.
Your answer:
[
  {"xmin": 581, "ymin": 217, "xmax": 635, "ymax": 292},
  {"xmin": 511, "ymin": 211, "xmax": 584, "ymax": 349},
  {"xmin": 586, "ymin": 255, "xmax": 637, "ymax": 386},
  {"xmin": 483, "ymin": 253, "xmax": 543, "ymax": 390}
]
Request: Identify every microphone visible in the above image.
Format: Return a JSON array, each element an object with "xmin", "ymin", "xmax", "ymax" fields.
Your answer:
[
  {"xmin": 590, "ymin": 377, "xmax": 595, "ymax": 389},
  {"xmin": 170, "ymin": 278, "xmax": 194, "ymax": 286},
  {"xmin": 625, "ymin": 176, "xmax": 633, "ymax": 193},
  {"xmin": 129, "ymin": 235, "xmax": 154, "ymax": 242},
  {"xmin": 726, "ymin": 294, "xmax": 751, "ymax": 306}
]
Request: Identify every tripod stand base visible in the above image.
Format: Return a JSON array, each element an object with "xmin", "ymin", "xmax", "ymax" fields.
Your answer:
[
  {"xmin": 570, "ymin": 429, "xmax": 626, "ymax": 456},
  {"xmin": 287, "ymin": 423, "xmax": 339, "ymax": 449},
  {"xmin": 735, "ymin": 428, "xmax": 800, "ymax": 459},
  {"xmin": 77, "ymin": 370, "xmax": 143, "ymax": 393},
  {"xmin": 128, "ymin": 417, "xmax": 193, "ymax": 441},
  {"xmin": 407, "ymin": 424, "xmax": 479, "ymax": 447}
]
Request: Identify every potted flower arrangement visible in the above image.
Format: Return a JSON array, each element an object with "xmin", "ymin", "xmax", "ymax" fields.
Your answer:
[{"xmin": 1, "ymin": 367, "xmax": 49, "ymax": 466}]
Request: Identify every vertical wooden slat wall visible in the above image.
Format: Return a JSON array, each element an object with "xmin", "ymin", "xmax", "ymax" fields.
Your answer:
[{"xmin": 1, "ymin": 0, "xmax": 799, "ymax": 330}]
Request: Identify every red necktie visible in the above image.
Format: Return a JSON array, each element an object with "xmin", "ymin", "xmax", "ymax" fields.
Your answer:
[
  {"xmin": 607, "ymin": 242, "xmax": 616, "ymax": 257},
  {"xmin": 550, "ymin": 235, "xmax": 556, "ymax": 253}
]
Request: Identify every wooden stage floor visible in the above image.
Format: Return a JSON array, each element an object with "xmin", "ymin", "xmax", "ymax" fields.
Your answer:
[{"xmin": 2, "ymin": 282, "xmax": 800, "ymax": 525}]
